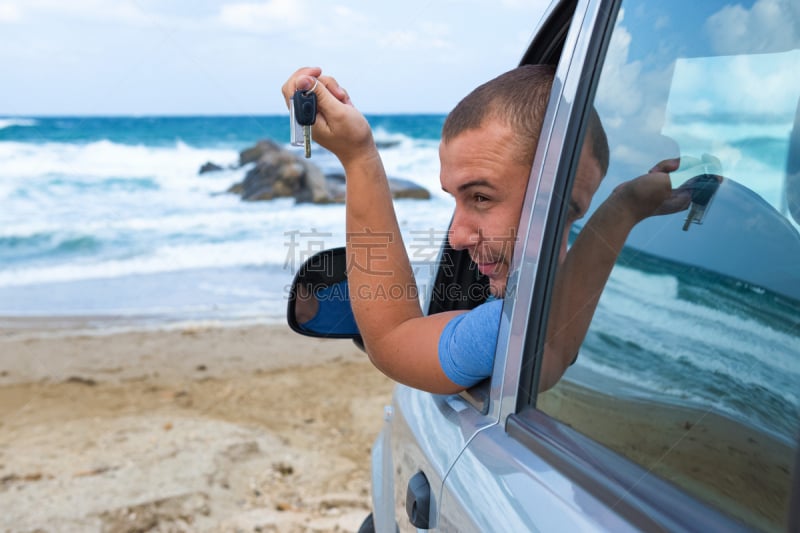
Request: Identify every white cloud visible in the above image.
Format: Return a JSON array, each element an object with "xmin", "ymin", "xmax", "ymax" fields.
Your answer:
[
  {"xmin": 0, "ymin": 0, "xmax": 158, "ymax": 25},
  {"xmin": 379, "ymin": 21, "xmax": 453, "ymax": 51},
  {"xmin": 486, "ymin": 0, "xmax": 549, "ymax": 10},
  {"xmin": 0, "ymin": 3, "xmax": 22, "ymax": 23},
  {"xmin": 727, "ymin": 53, "xmax": 800, "ymax": 114},
  {"xmin": 498, "ymin": 0, "xmax": 537, "ymax": 7},
  {"xmin": 653, "ymin": 14, "xmax": 669, "ymax": 30},
  {"xmin": 595, "ymin": 10, "xmax": 643, "ymax": 118},
  {"xmin": 331, "ymin": 5, "xmax": 365, "ymax": 23},
  {"xmin": 379, "ymin": 30, "xmax": 419, "ymax": 50},
  {"xmin": 669, "ymin": 51, "xmax": 800, "ymax": 117},
  {"xmin": 706, "ymin": 0, "xmax": 799, "ymax": 54},
  {"xmin": 219, "ymin": 0, "xmax": 305, "ymax": 32},
  {"xmin": 592, "ymin": 9, "xmax": 681, "ymax": 171}
]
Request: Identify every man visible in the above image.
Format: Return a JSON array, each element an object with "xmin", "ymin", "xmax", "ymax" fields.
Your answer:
[{"xmin": 282, "ymin": 65, "xmax": 687, "ymax": 393}]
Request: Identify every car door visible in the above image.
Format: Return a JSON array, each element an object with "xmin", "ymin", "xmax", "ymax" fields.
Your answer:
[{"xmin": 440, "ymin": 0, "xmax": 800, "ymax": 531}]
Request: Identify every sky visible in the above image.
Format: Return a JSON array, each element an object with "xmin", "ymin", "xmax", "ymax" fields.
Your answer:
[{"xmin": 0, "ymin": 0, "xmax": 550, "ymax": 116}]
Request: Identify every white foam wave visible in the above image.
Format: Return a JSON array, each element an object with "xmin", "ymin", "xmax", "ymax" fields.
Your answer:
[
  {"xmin": 0, "ymin": 136, "xmax": 445, "ymax": 203},
  {"xmin": 0, "ymin": 140, "xmax": 238, "ymax": 183},
  {"xmin": 586, "ymin": 265, "xmax": 800, "ymax": 414},
  {"xmin": 0, "ymin": 118, "xmax": 37, "ymax": 130},
  {"xmin": 0, "ymin": 223, "xmax": 449, "ymax": 289},
  {"xmin": 602, "ymin": 265, "xmax": 798, "ymax": 375},
  {"xmin": 380, "ymin": 141, "xmax": 444, "ymax": 198},
  {"xmin": 0, "ymin": 199, "xmax": 346, "ymax": 240},
  {"xmin": 0, "ymin": 240, "xmax": 290, "ymax": 288},
  {"xmin": 0, "ymin": 135, "xmax": 452, "ymax": 290},
  {"xmin": 373, "ymin": 126, "xmax": 413, "ymax": 147},
  {"xmin": 577, "ymin": 356, "xmax": 749, "ymax": 420},
  {"xmin": 575, "ymin": 350, "xmax": 798, "ymax": 442}
]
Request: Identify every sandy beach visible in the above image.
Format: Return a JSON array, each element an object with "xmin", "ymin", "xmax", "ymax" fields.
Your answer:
[
  {"xmin": 0, "ymin": 319, "xmax": 394, "ymax": 532},
  {"xmin": 2, "ymin": 316, "xmax": 795, "ymax": 532},
  {"xmin": 538, "ymin": 380, "xmax": 794, "ymax": 530}
]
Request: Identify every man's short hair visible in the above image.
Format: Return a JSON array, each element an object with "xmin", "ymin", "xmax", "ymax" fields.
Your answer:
[
  {"xmin": 442, "ymin": 64, "xmax": 609, "ymax": 175},
  {"xmin": 442, "ymin": 65, "xmax": 555, "ymax": 166}
]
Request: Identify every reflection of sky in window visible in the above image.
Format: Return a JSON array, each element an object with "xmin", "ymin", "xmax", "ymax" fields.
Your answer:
[
  {"xmin": 587, "ymin": 0, "xmax": 800, "ymax": 297},
  {"xmin": 617, "ymin": 0, "xmax": 800, "ymax": 71},
  {"xmin": 594, "ymin": 0, "xmax": 799, "ymax": 220},
  {"xmin": 665, "ymin": 52, "xmax": 799, "ymax": 124},
  {"xmin": 622, "ymin": 0, "xmax": 719, "ymax": 60},
  {"xmin": 663, "ymin": 50, "xmax": 800, "ymax": 211}
]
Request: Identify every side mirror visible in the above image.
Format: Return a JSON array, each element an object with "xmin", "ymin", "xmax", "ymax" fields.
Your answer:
[{"xmin": 286, "ymin": 247, "xmax": 363, "ymax": 345}]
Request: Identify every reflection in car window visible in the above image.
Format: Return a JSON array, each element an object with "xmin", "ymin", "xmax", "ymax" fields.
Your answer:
[{"xmin": 536, "ymin": 1, "xmax": 799, "ymax": 530}]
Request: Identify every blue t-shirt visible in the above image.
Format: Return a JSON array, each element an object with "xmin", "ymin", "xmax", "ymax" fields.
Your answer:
[{"xmin": 438, "ymin": 299, "xmax": 503, "ymax": 387}]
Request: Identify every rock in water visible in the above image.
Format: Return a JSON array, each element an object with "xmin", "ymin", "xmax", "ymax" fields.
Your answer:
[
  {"xmin": 198, "ymin": 161, "xmax": 224, "ymax": 174},
  {"xmin": 238, "ymin": 139, "xmax": 283, "ymax": 167},
  {"xmin": 222, "ymin": 139, "xmax": 432, "ymax": 204},
  {"xmin": 388, "ymin": 177, "xmax": 432, "ymax": 200}
]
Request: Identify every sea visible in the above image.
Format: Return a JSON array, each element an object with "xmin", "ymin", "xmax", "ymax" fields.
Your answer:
[{"xmin": 0, "ymin": 115, "xmax": 454, "ymax": 328}]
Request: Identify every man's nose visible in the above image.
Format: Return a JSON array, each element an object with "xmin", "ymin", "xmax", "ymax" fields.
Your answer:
[{"xmin": 448, "ymin": 212, "xmax": 479, "ymax": 251}]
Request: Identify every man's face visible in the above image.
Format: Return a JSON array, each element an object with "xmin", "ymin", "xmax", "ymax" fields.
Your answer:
[
  {"xmin": 558, "ymin": 139, "xmax": 604, "ymax": 263},
  {"xmin": 441, "ymin": 120, "xmax": 604, "ymax": 298},
  {"xmin": 440, "ymin": 120, "xmax": 529, "ymax": 297}
]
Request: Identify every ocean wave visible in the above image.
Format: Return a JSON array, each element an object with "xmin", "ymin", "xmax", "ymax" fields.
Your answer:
[
  {"xmin": 0, "ymin": 199, "xmax": 345, "ymax": 240},
  {"xmin": 602, "ymin": 266, "xmax": 798, "ymax": 373},
  {"xmin": 0, "ymin": 136, "xmax": 444, "ymax": 199},
  {"xmin": 0, "ymin": 203, "xmax": 451, "ymax": 289},
  {"xmin": 0, "ymin": 118, "xmax": 37, "ymax": 130},
  {"xmin": 580, "ymin": 264, "xmax": 800, "ymax": 441},
  {"xmin": 0, "ymin": 139, "xmax": 239, "ymax": 182},
  {"xmin": 575, "ymin": 346, "xmax": 798, "ymax": 443},
  {"xmin": 379, "ymin": 142, "xmax": 443, "ymax": 197},
  {"xmin": 0, "ymin": 233, "xmax": 103, "ymax": 263},
  {"xmin": 373, "ymin": 127, "xmax": 413, "ymax": 149},
  {"xmin": 0, "ymin": 116, "xmax": 451, "ymax": 318},
  {"xmin": 0, "ymin": 239, "xmax": 293, "ymax": 288}
]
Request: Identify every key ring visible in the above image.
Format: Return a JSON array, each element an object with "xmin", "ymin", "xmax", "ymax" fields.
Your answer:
[{"xmin": 304, "ymin": 78, "xmax": 319, "ymax": 95}]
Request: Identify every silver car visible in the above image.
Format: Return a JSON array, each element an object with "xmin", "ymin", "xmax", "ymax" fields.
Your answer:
[{"xmin": 288, "ymin": 0, "xmax": 800, "ymax": 530}]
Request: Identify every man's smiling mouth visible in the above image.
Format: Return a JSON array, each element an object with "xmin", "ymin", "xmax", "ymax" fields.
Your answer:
[{"xmin": 476, "ymin": 261, "xmax": 500, "ymax": 277}]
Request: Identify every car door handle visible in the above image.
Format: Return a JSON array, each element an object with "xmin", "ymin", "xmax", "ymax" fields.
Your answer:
[{"xmin": 406, "ymin": 471, "xmax": 431, "ymax": 528}]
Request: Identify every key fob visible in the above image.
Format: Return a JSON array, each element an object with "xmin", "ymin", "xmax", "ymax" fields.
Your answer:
[
  {"xmin": 683, "ymin": 173, "xmax": 721, "ymax": 231},
  {"xmin": 293, "ymin": 91, "xmax": 317, "ymax": 126}
]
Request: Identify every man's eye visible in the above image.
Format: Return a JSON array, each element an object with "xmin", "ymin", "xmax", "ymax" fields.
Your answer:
[
  {"xmin": 474, "ymin": 194, "xmax": 489, "ymax": 203},
  {"xmin": 566, "ymin": 204, "xmax": 583, "ymax": 223}
]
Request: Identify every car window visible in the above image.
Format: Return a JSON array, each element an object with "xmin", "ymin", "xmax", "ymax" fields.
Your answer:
[{"xmin": 535, "ymin": 1, "xmax": 799, "ymax": 530}]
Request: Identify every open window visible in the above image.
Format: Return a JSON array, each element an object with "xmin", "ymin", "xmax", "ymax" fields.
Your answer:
[{"xmin": 426, "ymin": 0, "xmax": 580, "ymax": 414}]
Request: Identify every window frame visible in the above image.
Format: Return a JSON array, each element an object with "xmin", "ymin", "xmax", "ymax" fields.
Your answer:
[
  {"xmin": 515, "ymin": 0, "xmax": 618, "ymax": 412},
  {"xmin": 499, "ymin": 0, "xmax": 620, "ymax": 417}
]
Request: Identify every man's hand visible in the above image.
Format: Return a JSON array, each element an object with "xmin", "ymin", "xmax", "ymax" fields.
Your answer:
[
  {"xmin": 281, "ymin": 67, "xmax": 377, "ymax": 166},
  {"xmin": 610, "ymin": 157, "xmax": 710, "ymax": 223}
]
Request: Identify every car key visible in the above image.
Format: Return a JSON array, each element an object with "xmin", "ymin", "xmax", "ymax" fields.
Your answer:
[
  {"xmin": 290, "ymin": 89, "xmax": 317, "ymax": 158},
  {"xmin": 682, "ymin": 173, "xmax": 721, "ymax": 231}
]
